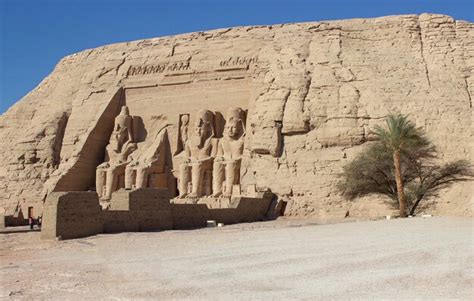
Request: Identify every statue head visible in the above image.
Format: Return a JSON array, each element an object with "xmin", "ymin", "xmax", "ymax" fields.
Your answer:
[
  {"xmin": 180, "ymin": 114, "xmax": 189, "ymax": 126},
  {"xmin": 120, "ymin": 106, "xmax": 130, "ymax": 116},
  {"xmin": 110, "ymin": 106, "xmax": 132, "ymax": 151},
  {"xmin": 193, "ymin": 110, "xmax": 214, "ymax": 147},
  {"xmin": 225, "ymin": 107, "xmax": 245, "ymax": 140}
]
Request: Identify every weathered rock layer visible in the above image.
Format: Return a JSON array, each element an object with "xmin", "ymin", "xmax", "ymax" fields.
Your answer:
[{"xmin": 1, "ymin": 14, "xmax": 472, "ymax": 218}]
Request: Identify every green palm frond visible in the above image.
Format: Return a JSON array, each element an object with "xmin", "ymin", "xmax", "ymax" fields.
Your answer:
[{"xmin": 373, "ymin": 114, "xmax": 428, "ymax": 152}]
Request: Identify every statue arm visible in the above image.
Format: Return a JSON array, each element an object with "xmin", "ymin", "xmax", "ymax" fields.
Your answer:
[
  {"xmin": 123, "ymin": 142, "xmax": 137, "ymax": 159},
  {"xmin": 233, "ymin": 142, "xmax": 244, "ymax": 161},
  {"xmin": 104, "ymin": 148, "xmax": 111, "ymax": 162},
  {"xmin": 98, "ymin": 144, "xmax": 113, "ymax": 165},
  {"xmin": 196, "ymin": 156, "xmax": 212, "ymax": 163},
  {"xmin": 234, "ymin": 137, "xmax": 245, "ymax": 161}
]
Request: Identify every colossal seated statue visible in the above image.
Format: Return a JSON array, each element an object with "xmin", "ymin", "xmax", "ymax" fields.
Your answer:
[
  {"xmin": 96, "ymin": 106, "xmax": 137, "ymax": 200},
  {"xmin": 125, "ymin": 128, "xmax": 171, "ymax": 190},
  {"xmin": 212, "ymin": 107, "xmax": 246, "ymax": 197},
  {"xmin": 178, "ymin": 110, "xmax": 217, "ymax": 198}
]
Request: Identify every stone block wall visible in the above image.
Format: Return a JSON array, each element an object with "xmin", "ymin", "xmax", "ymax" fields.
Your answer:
[
  {"xmin": 41, "ymin": 189, "xmax": 274, "ymax": 240},
  {"xmin": 104, "ymin": 188, "xmax": 173, "ymax": 233},
  {"xmin": 41, "ymin": 192, "xmax": 102, "ymax": 240},
  {"xmin": 171, "ymin": 195, "xmax": 273, "ymax": 229},
  {"xmin": 4, "ymin": 208, "xmax": 28, "ymax": 227},
  {"xmin": 4, "ymin": 216, "xmax": 28, "ymax": 227},
  {"xmin": 171, "ymin": 203, "xmax": 214, "ymax": 229}
]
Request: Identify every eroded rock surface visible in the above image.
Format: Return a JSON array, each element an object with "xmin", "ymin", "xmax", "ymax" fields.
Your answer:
[{"xmin": 1, "ymin": 14, "xmax": 472, "ymax": 218}]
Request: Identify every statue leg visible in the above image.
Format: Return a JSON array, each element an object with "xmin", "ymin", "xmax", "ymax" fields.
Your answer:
[
  {"xmin": 178, "ymin": 163, "xmax": 190, "ymax": 198},
  {"xmin": 224, "ymin": 161, "xmax": 240, "ymax": 197},
  {"xmin": 212, "ymin": 161, "xmax": 224, "ymax": 197},
  {"xmin": 190, "ymin": 162, "xmax": 203, "ymax": 198},
  {"xmin": 136, "ymin": 167, "xmax": 147, "ymax": 188},
  {"xmin": 96, "ymin": 169, "xmax": 106, "ymax": 198},
  {"xmin": 105, "ymin": 166, "xmax": 122, "ymax": 200},
  {"xmin": 124, "ymin": 165, "xmax": 134, "ymax": 189}
]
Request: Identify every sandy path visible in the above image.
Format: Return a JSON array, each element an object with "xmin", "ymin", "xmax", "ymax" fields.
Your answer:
[{"xmin": 1, "ymin": 217, "xmax": 473, "ymax": 300}]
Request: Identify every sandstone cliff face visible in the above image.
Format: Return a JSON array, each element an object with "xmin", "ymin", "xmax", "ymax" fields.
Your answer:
[{"xmin": 1, "ymin": 14, "xmax": 472, "ymax": 218}]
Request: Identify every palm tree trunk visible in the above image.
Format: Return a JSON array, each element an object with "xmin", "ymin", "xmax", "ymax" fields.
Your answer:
[{"xmin": 393, "ymin": 150, "xmax": 407, "ymax": 217}]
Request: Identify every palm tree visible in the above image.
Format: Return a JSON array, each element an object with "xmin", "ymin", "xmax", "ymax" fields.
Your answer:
[{"xmin": 373, "ymin": 115, "xmax": 429, "ymax": 217}]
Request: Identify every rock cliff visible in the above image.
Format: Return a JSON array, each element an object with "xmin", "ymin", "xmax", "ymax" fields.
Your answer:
[{"xmin": 1, "ymin": 14, "xmax": 472, "ymax": 218}]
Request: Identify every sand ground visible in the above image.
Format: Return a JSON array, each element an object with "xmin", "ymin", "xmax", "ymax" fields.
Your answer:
[{"xmin": 1, "ymin": 217, "xmax": 473, "ymax": 300}]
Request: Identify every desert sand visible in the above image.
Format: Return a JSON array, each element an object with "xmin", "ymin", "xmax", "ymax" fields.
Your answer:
[{"xmin": 1, "ymin": 217, "xmax": 472, "ymax": 300}]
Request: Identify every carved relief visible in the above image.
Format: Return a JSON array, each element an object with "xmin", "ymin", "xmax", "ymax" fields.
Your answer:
[
  {"xmin": 96, "ymin": 106, "xmax": 137, "ymax": 200},
  {"xmin": 127, "ymin": 61, "xmax": 190, "ymax": 76},
  {"xmin": 218, "ymin": 56, "xmax": 258, "ymax": 69}
]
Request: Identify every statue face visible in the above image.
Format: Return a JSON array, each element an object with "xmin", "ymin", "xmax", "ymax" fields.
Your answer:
[
  {"xmin": 191, "ymin": 110, "xmax": 213, "ymax": 147},
  {"xmin": 120, "ymin": 106, "xmax": 130, "ymax": 116},
  {"xmin": 110, "ymin": 126, "xmax": 128, "ymax": 151},
  {"xmin": 225, "ymin": 118, "xmax": 241, "ymax": 139},
  {"xmin": 181, "ymin": 115, "xmax": 189, "ymax": 126},
  {"xmin": 194, "ymin": 118, "xmax": 210, "ymax": 139}
]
